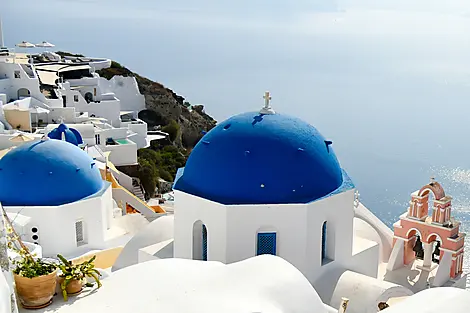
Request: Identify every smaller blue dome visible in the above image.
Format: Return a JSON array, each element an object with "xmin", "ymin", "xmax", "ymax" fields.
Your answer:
[
  {"xmin": 48, "ymin": 123, "xmax": 83, "ymax": 146},
  {"xmin": 0, "ymin": 139, "xmax": 103, "ymax": 206}
]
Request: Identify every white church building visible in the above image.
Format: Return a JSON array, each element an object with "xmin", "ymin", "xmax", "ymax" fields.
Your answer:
[
  {"xmin": 172, "ymin": 110, "xmax": 375, "ymax": 284},
  {"xmin": 104, "ymin": 93, "xmax": 466, "ymax": 311},
  {"xmin": 168, "ymin": 95, "xmax": 401, "ymax": 302}
]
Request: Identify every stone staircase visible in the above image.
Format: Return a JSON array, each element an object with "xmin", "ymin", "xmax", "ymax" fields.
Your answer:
[{"xmin": 132, "ymin": 179, "xmax": 145, "ymax": 201}]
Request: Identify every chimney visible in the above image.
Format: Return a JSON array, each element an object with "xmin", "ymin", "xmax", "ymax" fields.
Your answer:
[{"xmin": 338, "ymin": 297, "xmax": 349, "ymax": 313}]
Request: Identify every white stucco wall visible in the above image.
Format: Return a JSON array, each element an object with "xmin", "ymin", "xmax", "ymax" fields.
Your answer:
[
  {"xmin": 0, "ymin": 62, "xmax": 62, "ymax": 108},
  {"xmin": 224, "ymin": 202, "xmax": 308, "ymax": 268},
  {"xmin": 79, "ymin": 99, "xmax": 121, "ymax": 127},
  {"xmin": 4, "ymin": 185, "xmax": 114, "ymax": 257},
  {"xmin": 0, "ymin": 273, "xmax": 10, "ymax": 313},
  {"xmin": 101, "ymin": 141, "xmax": 137, "ymax": 166},
  {"xmin": 173, "ymin": 191, "xmax": 227, "ymax": 262},
  {"xmin": 349, "ymin": 237, "xmax": 379, "ymax": 278},
  {"xmin": 98, "ymin": 127, "xmax": 128, "ymax": 140},
  {"xmin": 355, "ymin": 203, "xmax": 394, "ymax": 262},
  {"xmin": 173, "ymin": 186, "xmax": 383, "ymax": 304},
  {"xmin": 126, "ymin": 132, "xmax": 146, "ymax": 149},
  {"xmin": 124, "ymin": 121, "xmax": 147, "ymax": 137},
  {"xmin": 98, "ymin": 76, "xmax": 145, "ymax": 113},
  {"xmin": 353, "ymin": 217, "xmax": 383, "ymax": 261},
  {"xmin": 112, "ymin": 170, "xmax": 134, "ymax": 192},
  {"xmin": 48, "ymin": 107, "xmax": 77, "ymax": 123},
  {"xmin": 306, "ymin": 190, "xmax": 355, "ymax": 284},
  {"xmin": 112, "ymin": 215, "xmax": 174, "ymax": 272}
]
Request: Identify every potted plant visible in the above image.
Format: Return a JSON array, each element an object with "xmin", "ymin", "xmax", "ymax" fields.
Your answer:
[
  {"xmin": 2, "ymin": 209, "xmax": 57, "ymax": 310},
  {"xmin": 12, "ymin": 256, "xmax": 57, "ymax": 309},
  {"xmin": 56, "ymin": 254, "xmax": 102, "ymax": 301}
]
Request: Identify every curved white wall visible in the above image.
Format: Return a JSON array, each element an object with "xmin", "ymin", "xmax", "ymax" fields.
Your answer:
[
  {"xmin": 112, "ymin": 215, "xmax": 174, "ymax": 272},
  {"xmin": 353, "ymin": 217, "xmax": 384, "ymax": 262},
  {"xmin": 355, "ymin": 202, "xmax": 394, "ymax": 261},
  {"xmin": 385, "ymin": 287, "xmax": 470, "ymax": 313},
  {"xmin": 330, "ymin": 270, "xmax": 413, "ymax": 313}
]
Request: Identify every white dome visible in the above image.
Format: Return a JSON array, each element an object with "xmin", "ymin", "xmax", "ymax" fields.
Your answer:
[
  {"xmin": 386, "ymin": 288, "xmax": 470, "ymax": 313},
  {"xmin": 63, "ymin": 255, "xmax": 327, "ymax": 313}
]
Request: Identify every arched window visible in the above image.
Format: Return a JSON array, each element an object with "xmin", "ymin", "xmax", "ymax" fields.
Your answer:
[
  {"xmin": 84, "ymin": 92, "xmax": 93, "ymax": 103},
  {"xmin": 17, "ymin": 88, "xmax": 30, "ymax": 99},
  {"xmin": 322, "ymin": 221, "xmax": 327, "ymax": 261},
  {"xmin": 257, "ymin": 232, "xmax": 277, "ymax": 256},
  {"xmin": 202, "ymin": 224, "xmax": 208, "ymax": 261},
  {"xmin": 192, "ymin": 221, "xmax": 208, "ymax": 261}
]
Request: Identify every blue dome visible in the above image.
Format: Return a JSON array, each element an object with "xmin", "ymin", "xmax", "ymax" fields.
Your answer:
[
  {"xmin": 0, "ymin": 139, "xmax": 103, "ymax": 206},
  {"xmin": 174, "ymin": 111, "xmax": 344, "ymax": 205},
  {"xmin": 47, "ymin": 123, "xmax": 83, "ymax": 146}
]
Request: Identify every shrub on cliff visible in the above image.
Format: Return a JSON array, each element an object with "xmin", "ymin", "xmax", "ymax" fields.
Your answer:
[
  {"xmin": 137, "ymin": 148, "xmax": 162, "ymax": 165},
  {"xmin": 162, "ymin": 120, "xmax": 180, "ymax": 142},
  {"xmin": 110, "ymin": 61, "xmax": 123, "ymax": 69},
  {"xmin": 138, "ymin": 157, "xmax": 158, "ymax": 198},
  {"xmin": 137, "ymin": 145, "xmax": 187, "ymax": 195}
]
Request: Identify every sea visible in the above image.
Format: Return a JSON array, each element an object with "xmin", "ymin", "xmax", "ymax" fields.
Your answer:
[{"xmin": 4, "ymin": 0, "xmax": 470, "ymax": 286}]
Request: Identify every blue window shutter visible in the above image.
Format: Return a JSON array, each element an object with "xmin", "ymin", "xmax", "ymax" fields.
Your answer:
[
  {"xmin": 322, "ymin": 222, "xmax": 327, "ymax": 260},
  {"xmin": 257, "ymin": 232, "xmax": 277, "ymax": 255},
  {"xmin": 202, "ymin": 224, "xmax": 208, "ymax": 261}
]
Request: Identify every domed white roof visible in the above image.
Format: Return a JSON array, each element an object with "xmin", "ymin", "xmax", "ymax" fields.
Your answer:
[
  {"xmin": 64, "ymin": 255, "xmax": 327, "ymax": 313},
  {"xmin": 386, "ymin": 287, "xmax": 470, "ymax": 313}
]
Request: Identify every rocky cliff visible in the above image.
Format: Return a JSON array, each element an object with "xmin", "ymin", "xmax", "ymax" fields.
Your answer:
[{"xmin": 97, "ymin": 61, "xmax": 216, "ymax": 149}]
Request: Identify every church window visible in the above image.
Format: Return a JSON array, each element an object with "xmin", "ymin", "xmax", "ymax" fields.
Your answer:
[
  {"xmin": 322, "ymin": 221, "xmax": 327, "ymax": 262},
  {"xmin": 202, "ymin": 224, "xmax": 208, "ymax": 261},
  {"xmin": 74, "ymin": 95, "xmax": 79, "ymax": 102},
  {"xmin": 192, "ymin": 221, "xmax": 207, "ymax": 261},
  {"xmin": 14, "ymin": 71, "xmax": 20, "ymax": 79},
  {"xmin": 95, "ymin": 134, "xmax": 101, "ymax": 145},
  {"xmin": 257, "ymin": 232, "xmax": 277, "ymax": 256},
  {"xmin": 75, "ymin": 220, "xmax": 86, "ymax": 246}
]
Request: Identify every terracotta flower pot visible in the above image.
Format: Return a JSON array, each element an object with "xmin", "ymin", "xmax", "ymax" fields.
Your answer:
[
  {"xmin": 57, "ymin": 276, "xmax": 83, "ymax": 296},
  {"xmin": 14, "ymin": 270, "xmax": 57, "ymax": 309}
]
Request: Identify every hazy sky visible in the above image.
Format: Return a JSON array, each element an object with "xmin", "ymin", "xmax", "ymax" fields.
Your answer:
[{"xmin": 4, "ymin": 1, "xmax": 470, "ymax": 215}]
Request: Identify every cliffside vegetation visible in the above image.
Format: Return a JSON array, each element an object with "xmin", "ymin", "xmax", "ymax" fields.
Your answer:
[{"xmin": 96, "ymin": 60, "xmax": 216, "ymax": 197}]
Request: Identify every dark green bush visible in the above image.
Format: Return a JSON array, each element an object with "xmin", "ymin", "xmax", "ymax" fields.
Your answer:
[
  {"xmin": 162, "ymin": 119, "xmax": 180, "ymax": 142},
  {"xmin": 138, "ymin": 157, "xmax": 158, "ymax": 198}
]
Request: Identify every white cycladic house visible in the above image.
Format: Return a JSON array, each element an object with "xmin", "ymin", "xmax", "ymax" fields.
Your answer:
[{"xmin": 0, "ymin": 138, "xmax": 129, "ymax": 258}]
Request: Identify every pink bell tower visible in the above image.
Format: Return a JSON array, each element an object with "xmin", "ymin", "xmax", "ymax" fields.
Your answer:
[{"xmin": 388, "ymin": 179, "xmax": 466, "ymax": 286}]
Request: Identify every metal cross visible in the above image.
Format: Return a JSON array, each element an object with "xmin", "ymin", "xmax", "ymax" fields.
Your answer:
[
  {"xmin": 263, "ymin": 91, "xmax": 271, "ymax": 109},
  {"xmin": 260, "ymin": 91, "xmax": 275, "ymax": 115}
]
